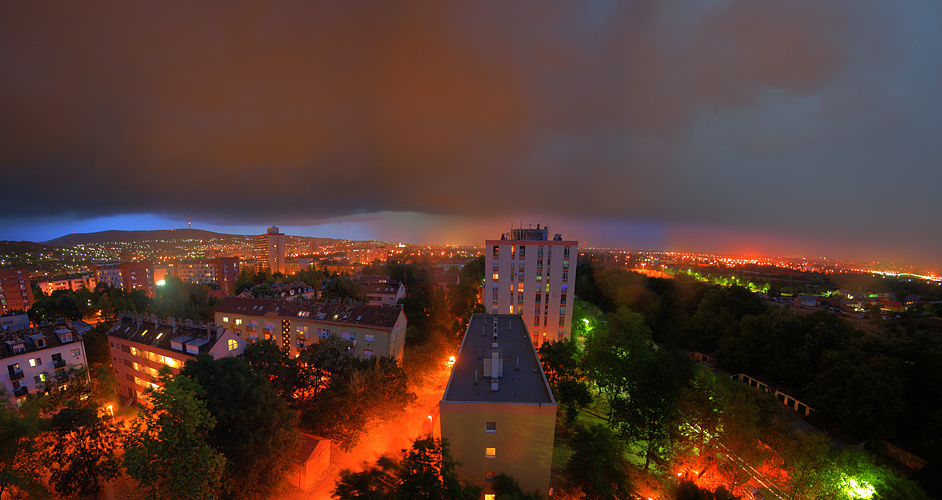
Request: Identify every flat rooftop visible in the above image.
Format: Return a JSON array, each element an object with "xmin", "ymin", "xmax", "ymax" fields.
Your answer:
[{"xmin": 442, "ymin": 314, "xmax": 554, "ymax": 404}]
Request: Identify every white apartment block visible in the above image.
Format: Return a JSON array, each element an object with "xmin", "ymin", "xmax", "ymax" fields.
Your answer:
[
  {"xmin": 2, "ymin": 321, "xmax": 90, "ymax": 403},
  {"xmin": 484, "ymin": 226, "xmax": 578, "ymax": 348}
]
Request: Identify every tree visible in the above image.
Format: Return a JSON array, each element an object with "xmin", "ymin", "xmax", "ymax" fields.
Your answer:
[
  {"xmin": 557, "ymin": 378, "xmax": 593, "ymax": 428},
  {"xmin": 566, "ymin": 424, "xmax": 633, "ymax": 500},
  {"xmin": 333, "ymin": 436, "xmax": 479, "ymax": 500},
  {"xmin": 492, "ymin": 473, "xmax": 543, "ymax": 500},
  {"xmin": 242, "ymin": 339, "xmax": 299, "ymax": 400},
  {"xmin": 45, "ymin": 405, "xmax": 121, "ymax": 497},
  {"xmin": 124, "ymin": 374, "xmax": 226, "ymax": 500},
  {"xmin": 0, "ymin": 394, "xmax": 49, "ymax": 499},
  {"xmin": 180, "ymin": 355, "xmax": 300, "ymax": 500},
  {"xmin": 612, "ymin": 350, "xmax": 693, "ymax": 470}
]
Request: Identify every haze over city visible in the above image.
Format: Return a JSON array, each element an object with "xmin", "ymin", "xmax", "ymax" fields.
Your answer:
[{"xmin": 2, "ymin": 1, "xmax": 940, "ymax": 268}]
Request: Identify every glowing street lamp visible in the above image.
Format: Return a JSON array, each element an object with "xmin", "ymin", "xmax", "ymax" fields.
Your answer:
[{"xmin": 106, "ymin": 404, "xmax": 114, "ymax": 420}]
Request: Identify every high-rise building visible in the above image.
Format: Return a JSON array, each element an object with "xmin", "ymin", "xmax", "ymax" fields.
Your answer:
[
  {"xmin": 483, "ymin": 225, "xmax": 578, "ymax": 348},
  {"xmin": 256, "ymin": 226, "xmax": 286, "ymax": 275},
  {"xmin": 92, "ymin": 262, "xmax": 156, "ymax": 298},
  {"xmin": 0, "ymin": 268, "xmax": 34, "ymax": 314},
  {"xmin": 440, "ymin": 314, "xmax": 557, "ymax": 497}
]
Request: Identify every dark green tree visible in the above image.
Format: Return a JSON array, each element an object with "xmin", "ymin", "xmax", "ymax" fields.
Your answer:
[
  {"xmin": 492, "ymin": 473, "xmax": 543, "ymax": 500},
  {"xmin": 45, "ymin": 405, "xmax": 121, "ymax": 497},
  {"xmin": 181, "ymin": 355, "xmax": 300, "ymax": 500},
  {"xmin": 566, "ymin": 424, "xmax": 633, "ymax": 500},
  {"xmin": 333, "ymin": 437, "xmax": 479, "ymax": 500},
  {"xmin": 0, "ymin": 394, "xmax": 49, "ymax": 499},
  {"xmin": 124, "ymin": 374, "xmax": 226, "ymax": 500}
]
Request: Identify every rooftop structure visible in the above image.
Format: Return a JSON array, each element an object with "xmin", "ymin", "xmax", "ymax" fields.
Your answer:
[{"xmin": 440, "ymin": 314, "xmax": 556, "ymax": 497}]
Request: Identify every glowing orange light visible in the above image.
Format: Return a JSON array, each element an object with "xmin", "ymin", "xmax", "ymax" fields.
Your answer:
[{"xmin": 446, "ymin": 355, "xmax": 456, "ymax": 367}]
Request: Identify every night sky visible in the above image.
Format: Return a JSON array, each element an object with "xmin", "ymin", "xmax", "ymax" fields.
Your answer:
[{"xmin": 2, "ymin": 2, "xmax": 940, "ymax": 269}]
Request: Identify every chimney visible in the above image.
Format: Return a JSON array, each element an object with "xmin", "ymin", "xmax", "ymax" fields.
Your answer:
[{"xmin": 171, "ymin": 317, "xmax": 177, "ymax": 333}]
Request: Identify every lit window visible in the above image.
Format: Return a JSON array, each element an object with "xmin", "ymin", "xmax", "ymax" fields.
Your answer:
[
  {"xmin": 486, "ymin": 422, "xmax": 496, "ymax": 433},
  {"xmin": 485, "ymin": 447, "xmax": 496, "ymax": 458},
  {"xmin": 29, "ymin": 358, "xmax": 40, "ymax": 367},
  {"xmin": 235, "ymin": 318, "xmax": 242, "ymax": 326},
  {"xmin": 228, "ymin": 339, "xmax": 238, "ymax": 351},
  {"xmin": 71, "ymin": 348, "xmax": 81, "ymax": 358},
  {"xmin": 486, "ymin": 495, "xmax": 496, "ymax": 500},
  {"xmin": 492, "ymin": 272, "xmax": 499, "ymax": 280},
  {"xmin": 223, "ymin": 316, "xmax": 229, "ymax": 323},
  {"xmin": 364, "ymin": 334, "xmax": 375, "ymax": 342}
]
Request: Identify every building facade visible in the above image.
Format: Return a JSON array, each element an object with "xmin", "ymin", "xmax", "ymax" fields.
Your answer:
[
  {"xmin": 36, "ymin": 275, "xmax": 98, "ymax": 295},
  {"xmin": 2, "ymin": 320, "xmax": 89, "ymax": 404},
  {"xmin": 0, "ymin": 268, "xmax": 34, "ymax": 315},
  {"xmin": 92, "ymin": 262, "xmax": 156, "ymax": 298},
  {"xmin": 483, "ymin": 226, "xmax": 578, "ymax": 347},
  {"xmin": 256, "ymin": 226, "xmax": 286, "ymax": 275},
  {"xmin": 214, "ymin": 296, "xmax": 407, "ymax": 359},
  {"xmin": 171, "ymin": 257, "xmax": 241, "ymax": 293},
  {"xmin": 107, "ymin": 313, "xmax": 246, "ymax": 402},
  {"xmin": 364, "ymin": 281, "xmax": 405, "ymax": 307},
  {"xmin": 1, "ymin": 312, "xmax": 31, "ymax": 333},
  {"xmin": 440, "ymin": 314, "xmax": 557, "ymax": 498}
]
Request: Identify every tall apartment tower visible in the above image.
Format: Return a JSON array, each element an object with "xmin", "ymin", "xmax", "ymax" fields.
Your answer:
[
  {"xmin": 0, "ymin": 268, "xmax": 34, "ymax": 314},
  {"xmin": 256, "ymin": 226, "xmax": 286, "ymax": 275},
  {"xmin": 483, "ymin": 225, "xmax": 578, "ymax": 348}
]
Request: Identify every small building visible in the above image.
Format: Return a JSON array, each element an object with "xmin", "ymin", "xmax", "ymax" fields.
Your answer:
[
  {"xmin": 214, "ymin": 297, "xmax": 407, "ymax": 359},
  {"xmin": 271, "ymin": 281, "xmax": 317, "ymax": 301},
  {"xmin": 440, "ymin": 314, "xmax": 557, "ymax": 498},
  {"xmin": 294, "ymin": 433, "xmax": 331, "ymax": 490},
  {"xmin": 1, "ymin": 320, "xmax": 88, "ymax": 404},
  {"xmin": 363, "ymin": 281, "xmax": 405, "ymax": 307},
  {"xmin": 0, "ymin": 312, "xmax": 31, "ymax": 333},
  {"xmin": 107, "ymin": 313, "xmax": 245, "ymax": 402},
  {"xmin": 793, "ymin": 295, "xmax": 817, "ymax": 308}
]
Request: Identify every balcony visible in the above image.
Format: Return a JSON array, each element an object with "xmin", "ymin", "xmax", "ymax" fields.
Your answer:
[
  {"xmin": 13, "ymin": 386, "xmax": 28, "ymax": 397},
  {"xmin": 8, "ymin": 370, "xmax": 24, "ymax": 381},
  {"xmin": 53, "ymin": 359, "xmax": 67, "ymax": 369}
]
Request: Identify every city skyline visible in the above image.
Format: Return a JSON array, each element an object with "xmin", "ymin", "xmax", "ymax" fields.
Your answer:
[{"xmin": 2, "ymin": 2, "xmax": 940, "ymax": 269}]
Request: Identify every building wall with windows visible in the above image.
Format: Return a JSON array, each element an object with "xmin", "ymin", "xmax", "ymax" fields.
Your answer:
[
  {"xmin": 1, "ymin": 312, "xmax": 30, "ymax": 333},
  {"xmin": 107, "ymin": 313, "xmax": 245, "ymax": 402},
  {"xmin": 36, "ymin": 275, "xmax": 97, "ymax": 295},
  {"xmin": 0, "ymin": 268, "xmax": 34, "ymax": 315},
  {"xmin": 483, "ymin": 226, "xmax": 578, "ymax": 348},
  {"xmin": 171, "ymin": 257, "xmax": 240, "ymax": 293},
  {"xmin": 92, "ymin": 262, "xmax": 156, "ymax": 298},
  {"xmin": 214, "ymin": 296, "xmax": 406, "ymax": 359},
  {"xmin": 1, "ymin": 321, "xmax": 88, "ymax": 404},
  {"xmin": 440, "ymin": 314, "xmax": 557, "ymax": 498},
  {"xmin": 256, "ymin": 226, "xmax": 286, "ymax": 275}
]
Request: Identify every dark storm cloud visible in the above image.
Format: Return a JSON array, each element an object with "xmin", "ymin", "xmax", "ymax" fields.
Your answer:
[{"xmin": 1, "ymin": 1, "xmax": 940, "ymax": 264}]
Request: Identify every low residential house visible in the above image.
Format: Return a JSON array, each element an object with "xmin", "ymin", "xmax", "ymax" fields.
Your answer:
[
  {"xmin": 36, "ymin": 274, "xmax": 97, "ymax": 295},
  {"xmin": 214, "ymin": 296, "xmax": 407, "ymax": 359},
  {"xmin": 294, "ymin": 433, "xmax": 331, "ymax": 490},
  {"xmin": 2, "ymin": 321, "xmax": 88, "ymax": 404},
  {"xmin": 364, "ymin": 281, "xmax": 405, "ymax": 307},
  {"xmin": 794, "ymin": 295, "xmax": 818, "ymax": 308},
  {"xmin": 272, "ymin": 281, "xmax": 317, "ymax": 301},
  {"xmin": 107, "ymin": 313, "xmax": 246, "ymax": 402},
  {"xmin": 1, "ymin": 312, "xmax": 31, "ymax": 333}
]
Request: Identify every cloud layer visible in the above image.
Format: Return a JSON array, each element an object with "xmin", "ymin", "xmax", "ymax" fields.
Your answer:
[{"xmin": 1, "ymin": 1, "xmax": 940, "ymax": 266}]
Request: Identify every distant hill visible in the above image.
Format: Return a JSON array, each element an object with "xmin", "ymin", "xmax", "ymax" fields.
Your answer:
[
  {"xmin": 0, "ymin": 240, "xmax": 57, "ymax": 254},
  {"xmin": 43, "ymin": 228, "xmax": 246, "ymax": 246}
]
